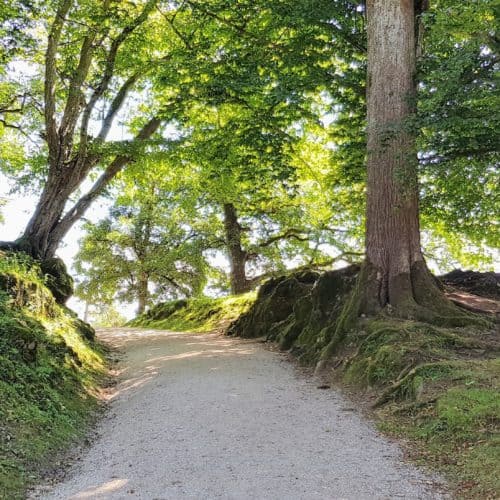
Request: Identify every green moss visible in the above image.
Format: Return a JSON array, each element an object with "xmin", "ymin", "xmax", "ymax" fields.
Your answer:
[
  {"xmin": 129, "ymin": 293, "xmax": 256, "ymax": 333},
  {"xmin": 0, "ymin": 252, "xmax": 106, "ymax": 499},
  {"xmin": 379, "ymin": 361, "xmax": 500, "ymax": 498},
  {"xmin": 40, "ymin": 257, "xmax": 74, "ymax": 305},
  {"xmin": 433, "ymin": 387, "xmax": 499, "ymax": 438}
]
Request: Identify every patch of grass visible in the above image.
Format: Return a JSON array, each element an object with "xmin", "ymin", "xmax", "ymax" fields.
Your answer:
[
  {"xmin": 128, "ymin": 293, "xmax": 256, "ymax": 333},
  {"xmin": 379, "ymin": 367, "xmax": 500, "ymax": 498},
  {"xmin": 339, "ymin": 320, "xmax": 500, "ymax": 498},
  {"xmin": 0, "ymin": 252, "xmax": 106, "ymax": 499}
]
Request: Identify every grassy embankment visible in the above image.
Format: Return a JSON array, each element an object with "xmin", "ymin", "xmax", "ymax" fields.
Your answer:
[
  {"xmin": 352, "ymin": 320, "xmax": 499, "ymax": 499},
  {"xmin": 0, "ymin": 252, "xmax": 106, "ymax": 499},
  {"xmin": 128, "ymin": 293, "xmax": 256, "ymax": 332}
]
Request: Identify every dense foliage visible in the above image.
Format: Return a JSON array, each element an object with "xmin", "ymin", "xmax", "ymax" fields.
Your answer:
[
  {"xmin": 0, "ymin": 2, "xmax": 498, "ymax": 497},
  {"xmin": 75, "ymin": 169, "xmax": 210, "ymax": 312},
  {"xmin": 1, "ymin": 0, "xmax": 496, "ymax": 311}
]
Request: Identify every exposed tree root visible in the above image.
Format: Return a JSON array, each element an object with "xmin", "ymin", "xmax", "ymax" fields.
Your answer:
[
  {"xmin": 228, "ymin": 263, "xmax": 494, "ymax": 381},
  {"xmin": 372, "ymin": 365, "xmax": 422, "ymax": 408},
  {"xmin": 227, "ymin": 265, "xmax": 499, "ymax": 497}
]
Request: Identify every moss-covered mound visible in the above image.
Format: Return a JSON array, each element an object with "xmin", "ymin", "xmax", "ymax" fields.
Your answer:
[
  {"xmin": 40, "ymin": 257, "xmax": 74, "ymax": 305},
  {"xmin": 0, "ymin": 252, "xmax": 105, "ymax": 499},
  {"xmin": 228, "ymin": 267, "xmax": 500, "ymax": 498},
  {"xmin": 440, "ymin": 269, "xmax": 500, "ymax": 300},
  {"xmin": 128, "ymin": 292, "xmax": 256, "ymax": 333},
  {"xmin": 228, "ymin": 266, "xmax": 360, "ymax": 361}
]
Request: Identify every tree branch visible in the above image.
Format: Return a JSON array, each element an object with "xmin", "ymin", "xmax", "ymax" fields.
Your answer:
[
  {"xmin": 257, "ymin": 228, "xmax": 311, "ymax": 249},
  {"xmin": 0, "ymin": 118, "xmax": 22, "ymax": 131},
  {"xmin": 186, "ymin": 1, "xmax": 248, "ymax": 35},
  {"xmin": 50, "ymin": 116, "xmax": 162, "ymax": 248},
  {"xmin": 157, "ymin": 274, "xmax": 187, "ymax": 294},
  {"xmin": 72, "ymin": 0, "xmax": 158, "ymax": 166},
  {"xmin": 157, "ymin": 5, "xmax": 194, "ymax": 50},
  {"xmin": 44, "ymin": 0, "xmax": 74, "ymax": 165},
  {"xmin": 59, "ymin": 33, "xmax": 97, "ymax": 146},
  {"xmin": 96, "ymin": 73, "xmax": 141, "ymax": 141}
]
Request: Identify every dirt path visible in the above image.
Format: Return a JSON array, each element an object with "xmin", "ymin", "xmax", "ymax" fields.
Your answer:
[{"xmin": 35, "ymin": 328, "xmax": 447, "ymax": 499}]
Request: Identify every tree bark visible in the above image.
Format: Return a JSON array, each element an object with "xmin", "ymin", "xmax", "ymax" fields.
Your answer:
[
  {"xmin": 17, "ymin": 170, "xmax": 79, "ymax": 258},
  {"xmin": 15, "ymin": 117, "xmax": 161, "ymax": 260},
  {"xmin": 364, "ymin": 0, "xmax": 446, "ymax": 316},
  {"xmin": 223, "ymin": 203, "xmax": 252, "ymax": 295},
  {"xmin": 137, "ymin": 272, "xmax": 149, "ymax": 315}
]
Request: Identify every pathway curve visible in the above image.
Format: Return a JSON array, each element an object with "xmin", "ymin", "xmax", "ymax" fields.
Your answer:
[{"xmin": 36, "ymin": 328, "xmax": 446, "ymax": 499}]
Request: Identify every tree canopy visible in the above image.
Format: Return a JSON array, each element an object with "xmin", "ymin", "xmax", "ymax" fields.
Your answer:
[{"xmin": 0, "ymin": 0, "xmax": 497, "ymax": 313}]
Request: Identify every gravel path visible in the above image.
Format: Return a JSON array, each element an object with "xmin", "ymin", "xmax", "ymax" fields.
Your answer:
[{"xmin": 37, "ymin": 328, "xmax": 447, "ymax": 499}]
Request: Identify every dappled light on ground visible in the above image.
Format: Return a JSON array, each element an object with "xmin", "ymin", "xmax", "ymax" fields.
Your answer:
[
  {"xmin": 98, "ymin": 328, "xmax": 258, "ymax": 402},
  {"xmin": 38, "ymin": 328, "xmax": 446, "ymax": 499},
  {"xmin": 446, "ymin": 290, "xmax": 500, "ymax": 315},
  {"xmin": 68, "ymin": 478, "xmax": 128, "ymax": 499}
]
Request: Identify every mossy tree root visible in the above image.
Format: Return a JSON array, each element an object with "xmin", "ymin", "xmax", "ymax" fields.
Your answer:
[
  {"xmin": 372, "ymin": 365, "xmax": 421, "ymax": 408},
  {"xmin": 315, "ymin": 261, "xmax": 492, "ymax": 374}
]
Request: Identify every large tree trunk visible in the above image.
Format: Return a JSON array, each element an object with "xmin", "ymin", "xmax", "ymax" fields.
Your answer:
[
  {"xmin": 17, "ymin": 172, "xmax": 78, "ymax": 258},
  {"xmin": 2, "ymin": 0, "xmax": 161, "ymax": 261},
  {"xmin": 223, "ymin": 203, "xmax": 252, "ymax": 295},
  {"xmin": 137, "ymin": 272, "xmax": 149, "ymax": 315},
  {"xmin": 363, "ymin": 0, "xmax": 448, "ymax": 317},
  {"xmin": 13, "ymin": 118, "xmax": 161, "ymax": 261}
]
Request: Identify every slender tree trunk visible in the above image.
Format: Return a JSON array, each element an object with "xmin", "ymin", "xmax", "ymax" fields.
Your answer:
[
  {"xmin": 137, "ymin": 272, "xmax": 149, "ymax": 315},
  {"xmin": 363, "ymin": 0, "xmax": 447, "ymax": 316},
  {"xmin": 223, "ymin": 203, "xmax": 252, "ymax": 295},
  {"xmin": 83, "ymin": 301, "xmax": 90, "ymax": 323}
]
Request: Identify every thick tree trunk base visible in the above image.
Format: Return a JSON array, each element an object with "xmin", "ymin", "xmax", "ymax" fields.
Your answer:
[
  {"xmin": 232, "ymin": 280, "xmax": 255, "ymax": 295},
  {"xmin": 227, "ymin": 265, "xmax": 493, "ymax": 382},
  {"xmin": 0, "ymin": 237, "xmax": 48, "ymax": 260},
  {"xmin": 315, "ymin": 261, "xmax": 490, "ymax": 374},
  {"xmin": 357, "ymin": 260, "xmax": 482, "ymax": 323}
]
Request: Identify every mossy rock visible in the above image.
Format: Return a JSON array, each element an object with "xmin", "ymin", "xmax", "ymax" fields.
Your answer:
[
  {"xmin": 60, "ymin": 306, "xmax": 95, "ymax": 342},
  {"xmin": 40, "ymin": 258, "xmax": 74, "ymax": 304},
  {"xmin": 228, "ymin": 272, "xmax": 319, "ymax": 339},
  {"xmin": 73, "ymin": 317, "xmax": 95, "ymax": 342},
  {"xmin": 144, "ymin": 299, "xmax": 188, "ymax": 322},
  {"xmin": 228, "ymin": 266, "xmax": 360, "ymax": 357},
  {"xmin": 312, "ymin": 265, "xmax": 360, "ymax": 319}
]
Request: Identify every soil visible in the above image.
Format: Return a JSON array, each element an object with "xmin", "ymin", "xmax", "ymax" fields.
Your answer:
[
  {"xmin": 32, "ymin": 327, "xmax": 448, "ymax": 500},
  {"xmin": 446, "ymin": 289, "xmax": 499, "ymax": 316}
]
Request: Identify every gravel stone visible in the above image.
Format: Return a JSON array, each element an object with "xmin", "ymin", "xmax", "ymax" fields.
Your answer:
[{"xmin": 37, "ymin": 328, "xmax": 448, "ymax": 500}]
